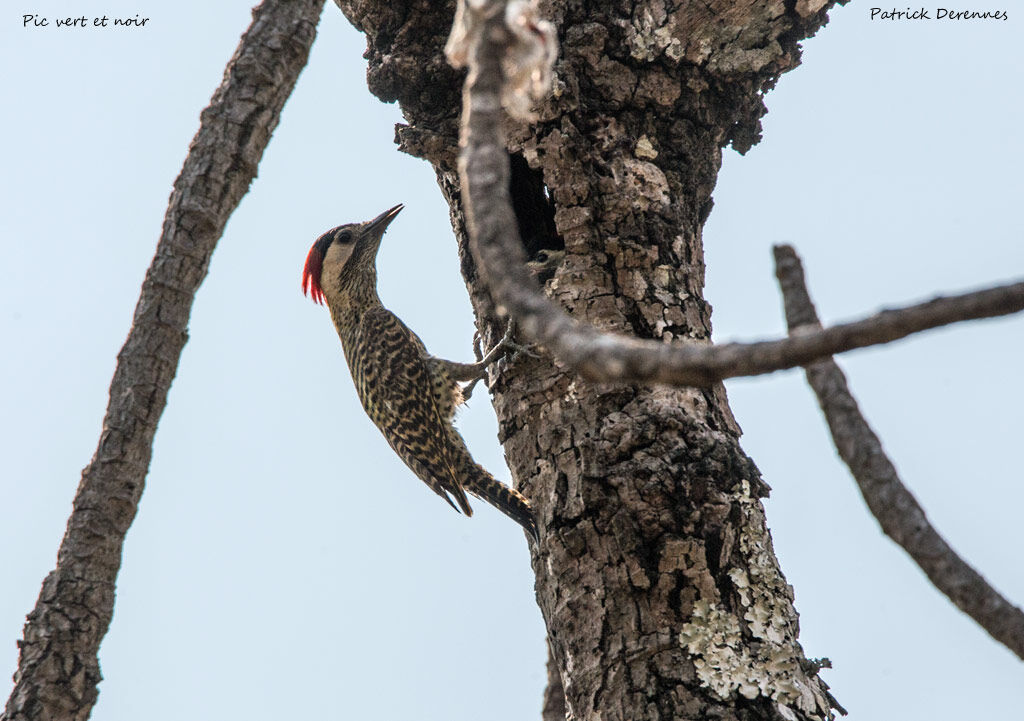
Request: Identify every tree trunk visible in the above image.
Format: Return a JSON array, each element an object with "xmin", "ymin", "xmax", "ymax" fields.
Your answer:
[{"xmin": 336, "ymin": 0, "xmax": 843, "ymax": 718}]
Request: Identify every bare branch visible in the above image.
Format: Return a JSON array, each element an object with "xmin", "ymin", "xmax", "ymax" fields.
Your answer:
[
  {"xmin": 773, "ymin": 243, "xmax": 1024, "ymax": 662},
  {"xmin": 452, "ymin": 0, "xmax": 1024, "ymax": 388},
  {"xmin": 2, "ymin": 3, "xmax": 325, "ymax": 719}
]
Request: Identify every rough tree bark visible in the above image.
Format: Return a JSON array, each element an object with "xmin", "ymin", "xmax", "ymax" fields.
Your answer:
[
  {"xmin": 337, "ymin": 0, "xmax": 844, "ymax": 719},
  {"xmin": 2, "ymin": 2, "xmax": 325, "ymax": 719}
]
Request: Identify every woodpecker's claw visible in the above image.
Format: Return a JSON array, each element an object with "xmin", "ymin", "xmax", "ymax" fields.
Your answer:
[
  {"xmin": 484, "ymin": 320, "xmax": 542, "ymax": 365},
  {"xmin": 462, "ymin": 375, "xmax": 484, "ymax": 401},
  {"xmin": 508, "ymin": 338, "xmax": 541, "ymax": 361},
  {"xmin": 460, "ymin": 321, "xmax": 531, "ymax": 401},
  {"xmin": 497, "ymin": 320, "xmax": 542, "ymax": 362},
  {"xmin": 307, "ymin": 207, "xmax": 539, "ymax": 538},
  {"xmin": 452, "ymin": 320, "xmax": 544, "ymax": 402},
  {"xmin": 461, "ymin": 322, "xmax": 514, "ymax": 401},
  {"xmin": 472, "ymin": 330, "xmax": 484, "ymax": 363},
  {"xmin": 476, "ymin": 320, "xmax": 517, "ymax": 367}
]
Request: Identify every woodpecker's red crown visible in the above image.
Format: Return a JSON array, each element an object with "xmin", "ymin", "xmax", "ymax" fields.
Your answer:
[
  {"xmin": 302, "ymin": 233, "xmax": 333, "ymax": 305},
  {"xmin": 302, "ymin": 204, "xmax": 403, "ymax": 306}
]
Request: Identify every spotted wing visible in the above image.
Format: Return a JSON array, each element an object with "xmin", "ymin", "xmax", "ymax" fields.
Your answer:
[{"xmin": 347, "ymin": 306, "xmax": 473, "ymax": 516}]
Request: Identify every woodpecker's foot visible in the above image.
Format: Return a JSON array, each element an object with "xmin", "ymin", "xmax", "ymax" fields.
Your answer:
[
  {"xmin": 459, "ymin": 323, "xmax": 516, "ymax": 400},
  {"xmin": 475, "ymin": 320, "xmax": 518, "ymax": 366},
  {"xmin": 487, "ymin": 319, "xmax": 543, "ymax": 363},
  {"xmin": 508, "ymin": 339, "xmax": 541, "ymax": 362},
  {"xmin": 431, "ymin": 327, "xmax": 510, "ymax": 389},
  {"xmin": 437, "ymin": 322, "xmax": 529, "ymax": 394},
  {"xmin": 498, "ymin": 320, "xmax": 543, "ymax": 363},
  {"xmin": 461, "ymin": 375, "xmax": 484, "ymax": 401}
]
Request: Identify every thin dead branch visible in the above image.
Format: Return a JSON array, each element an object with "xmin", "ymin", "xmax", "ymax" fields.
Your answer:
[
  {"xmin": 773, "ymin": 243, "xmax": 1024, "ymax": 662},
  {"xmin": 450, "ymin": 0, "xmax": 1024, "ymax": 388},
  {"xmin": 2, "ymin": 2, "xmax": 326, "ymax": 719}
]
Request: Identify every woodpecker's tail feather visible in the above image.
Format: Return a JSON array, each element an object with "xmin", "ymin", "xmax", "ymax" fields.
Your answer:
[{"xmin": 460, "ymin": 459, "xmax": 539, "ymax": 541}]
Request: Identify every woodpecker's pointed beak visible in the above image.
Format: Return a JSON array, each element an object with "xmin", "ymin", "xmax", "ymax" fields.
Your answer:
[{"xmin": 366, "ymin": 204, "xmax": 404, "ymax": 235}]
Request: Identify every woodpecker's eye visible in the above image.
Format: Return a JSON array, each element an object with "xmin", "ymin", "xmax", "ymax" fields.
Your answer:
[
  {"xmin": 535, "ymin": 250, "xmax": 550, "ymax": 263},
  {"xmin": 336, "ymin": 230, "xmax": 353, "ymax": 244}
]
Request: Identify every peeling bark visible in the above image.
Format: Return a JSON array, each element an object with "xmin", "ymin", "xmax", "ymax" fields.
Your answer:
[
  {"xmin": 2, "ymin": 3, "xmax": 326, "ymax": 719},
  {"xmin": 335, "ymin": 0, "xmax": 843, "ymax": 718}
]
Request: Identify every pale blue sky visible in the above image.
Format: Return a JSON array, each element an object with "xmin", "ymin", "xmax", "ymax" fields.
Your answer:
[{"xmin": 2, "ymin": 2, "xmax": 1021, "ymax": 719}]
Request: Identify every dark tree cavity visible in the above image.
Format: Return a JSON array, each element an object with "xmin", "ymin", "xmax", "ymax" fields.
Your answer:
[{"xmin": 334, "ymin": 0, "xmax": 846, "ymax": 719}]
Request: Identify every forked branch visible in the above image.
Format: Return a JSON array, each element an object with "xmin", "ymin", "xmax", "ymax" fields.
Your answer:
[{"xmin": 774, "ymin": 244, "xmax": 1024, "ymax": 661}]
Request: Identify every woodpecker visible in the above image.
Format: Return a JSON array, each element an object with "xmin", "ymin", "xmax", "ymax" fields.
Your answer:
[
  {"xmin": 527, "ymin": 248, "xmax": 564, "ymax": 286},
  {"xmin": 302, "ymin": 204, "xmax": 538, "ymax": 540}
]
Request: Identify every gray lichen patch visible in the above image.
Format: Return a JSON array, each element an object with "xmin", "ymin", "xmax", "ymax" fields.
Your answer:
[
  {"xmin": 679, "ymin": 480, "xmax": 835, "ymax": 720},
  {"xmin": 624, "ymin": 0, "xmax": 791, "ymax": 74}
]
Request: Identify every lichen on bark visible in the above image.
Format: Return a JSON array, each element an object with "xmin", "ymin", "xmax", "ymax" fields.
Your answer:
[
  {"xmin": 333, "ymin": 0, "xmax": 845, "ymax": 718},
  {"xmin": 680, "ymin": 481, "xmax": 834, "ymax": 718}
]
